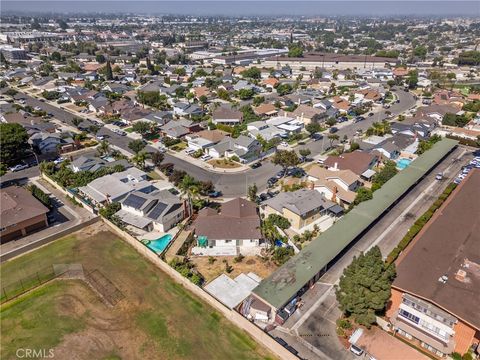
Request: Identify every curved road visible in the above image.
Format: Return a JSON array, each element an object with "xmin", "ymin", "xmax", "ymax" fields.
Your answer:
[{"xmin": 7, "ymin": 88, "xmax": 416, "ymax": 197}]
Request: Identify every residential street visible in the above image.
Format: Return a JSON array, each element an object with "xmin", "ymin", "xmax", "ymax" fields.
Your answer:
[{"xmin": 7, "ymin": 88, "xmax": 415, "ymax": 197}]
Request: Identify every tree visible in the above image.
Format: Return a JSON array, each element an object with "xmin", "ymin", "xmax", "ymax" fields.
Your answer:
[
  {"xmin": 372, "ymin": 160, "xmax": 398, "ymax": 191},
  {"xmin": 272, "ymin": 150, "xmax": 300, "ymax": 172},
  {"xmin": 299, "ymin": 148, "xmax": 311, "ymax": 159},
  {"xmin": 128, "ymin": 139, "xmax": 146, "ymax": 154},
  {"xmin": 305, "ymin": 122, "xmax": 322, "ymax": 135},
  {"xmin": 97, "ymin": 140, "xmax": 110, "ymax": 156},
  {"xmin": 240, "ymin": 67, "xmax": 261, "ymax": 80},
  {"xmin": 276, "ymin": 83, "xmax": 293, "ymax": 96},
  {"xmin": 132, "ymin": 151, "xmax": 148, "ymax": 169},
  {"xmin": 105, "ymin": 60, "xmax": 113, "ymax": 80},
  {"xmin": 288, "ymin": 44, "xmax": 304, "ymax": 58},
  {"xmin": 132, "ymin": 121, "xmax": 152, "ymax": 136},
  {"xmin": 99, "ymin": 202, "xmax": 121, "ymax": 220},
  {"xmin": 71, "ymin": 117, "xmax": 83, "ymax": 128},
  {"xmin": 336, "ymin": 246, "xmax": 396, "ymax": 327},
  {"xmin": 5, "ymin": 88, "xmax": 17, "ymax": 97},
  {"xmin": 0, "ymin": 163, "xmax": 7, "ymax": 177},
  {"xmin": 96, "ymin": 54, "xmax": 106, "ymax": 64},
  {"xmin": 326, "ymin": 118, "xmax": 337, "ymax": 127},
  {"xmin": 353, "ymin": 187, "xmax": 373, "ymax": 206},
  {"xmin": 272, "ymin": 247, "xmax": 294, "ymax": 266},
  {"xmin": 328, "ymin": 134, "xmax": 340, "ymax": 148},
  {"xmin": 407, "ymin": 70, "xmax": 418, "ymax": 89},
  {"xmin": 0, "ymin": 123, "xmax": 29, "ymax": 165},
  {"xmin": 237, "ymin": 88, "xmax": 255, "ymax": 100},
  {"xmin": 57, "ymin": 19, "xmax": 68, "ymax": 30},
  {"xmin": 248, "ymin": 183, "xmax": 258, "ymax": 202},
  {"xmin": 151, "ymin": 151, "xmax": 164, "ymax": 167}
]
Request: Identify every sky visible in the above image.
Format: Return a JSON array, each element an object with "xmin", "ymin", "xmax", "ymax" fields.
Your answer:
[{"xmin": 1, "ymin": 1, "xmax": 479, "ymax": 16}]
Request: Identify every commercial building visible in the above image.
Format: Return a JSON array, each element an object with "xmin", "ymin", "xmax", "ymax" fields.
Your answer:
[
  {"xmin": 250, "ymin": 138, "xmax": 458, "ymax": 321},
  {"xmin": 264, "ymin": 52, "xmax": 397, "ymax": 70},
  {"xmin": 387, "ymin": 169, "xmax": 480, "ymax": 357},
  {"xmin": 0, "ymin": 186, "xmax": 49, "ymax": 243}
]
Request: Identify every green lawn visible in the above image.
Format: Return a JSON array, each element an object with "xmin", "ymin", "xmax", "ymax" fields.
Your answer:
[{"xmin": 0, "ymin": 227, "xmax": 274, "ymax": 360}]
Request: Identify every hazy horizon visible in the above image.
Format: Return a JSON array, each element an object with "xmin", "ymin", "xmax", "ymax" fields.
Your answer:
[{"xmin": 1, "ymin": 1, "xmax": 479, "ymax": 17}]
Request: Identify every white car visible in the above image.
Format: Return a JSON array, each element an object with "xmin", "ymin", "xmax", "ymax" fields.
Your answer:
[
  {"xmin": 200, "ymin": 154, "xmax": 212, "ymax": 161},
  {"xmin": 185, "ymin": 148, "xmax": 196, "ymax": 155},
  {"xmin": 280, "ymin": 141, "xmax": 289, "ymax": 147},
  {"xmin": 9, "ymin": 164, "xmax": 28, "ymax": 172},
  {"xmin": 349, "ymin": 344, "xmax": 364, "ymax": 356},
  {"xmin": 53, "ymin": 157, "xmax": 65, "ymax": 165}
]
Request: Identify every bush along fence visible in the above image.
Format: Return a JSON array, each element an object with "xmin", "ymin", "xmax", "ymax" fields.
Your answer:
[{"xmin": 386, "ymin": 182, "xmax": 457, "ymax": 264}]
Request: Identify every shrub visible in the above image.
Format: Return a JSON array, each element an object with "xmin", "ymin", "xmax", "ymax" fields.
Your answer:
[{"xmin": 233, "ymin": 254, "xmax": 245, "ymax": 263}]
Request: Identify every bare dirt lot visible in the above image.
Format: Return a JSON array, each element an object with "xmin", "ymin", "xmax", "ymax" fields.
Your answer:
[{"xmin": 190, "ymin": 255, "xmax": 278, "ymax": 283}]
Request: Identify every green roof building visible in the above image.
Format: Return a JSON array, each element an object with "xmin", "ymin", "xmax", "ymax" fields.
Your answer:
[{"xmin": 252, "ymin": 138, "xmax": 458, "ymax": 312}]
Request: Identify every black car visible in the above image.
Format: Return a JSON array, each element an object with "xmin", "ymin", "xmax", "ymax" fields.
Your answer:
[
  {"xmin": 368, "ymin": 112, "xmax": 374, "ymax": 117},
  {"xmin": 276, "ymin": 170, "xmax": 286, "ymax": 178},
  {"xmin": 267, "ymin": 177, "xmax": 278, "ymax": 186},
  {"xmin": 207, "ymin": 191, "xmax": 222, "ymax": 198},
  {"xmin": 312, "ymin": 133, "xmax": 323, "ymax": 141},
  {"xmin": 329, "ymin": 127, "xmax": 338, "ymax": 133},
  {"xmin": 250, "ymin": 162, "xmax": 262, "ymax": 169},
  {"xmin": 285, "ymin": 345, "xmax": 299, "ymax": 356},
  {"xmin": 274, "ymin": 337, "xmax": 288, "ymax": 347}
]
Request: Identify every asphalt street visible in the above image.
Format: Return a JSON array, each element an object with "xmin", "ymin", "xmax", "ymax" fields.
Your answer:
[{"xmin": 5, "ymin": 88, "xmax": 415, "ymax": 197}]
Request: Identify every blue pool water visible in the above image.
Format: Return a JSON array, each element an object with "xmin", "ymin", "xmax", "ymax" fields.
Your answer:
[
  {"xmin": 144, "ymin": 234, "xmax": 173, "ymax": 253},
  {"xmin": 397, "ymin": 158, "xmax": 412, "ymax": 170}
]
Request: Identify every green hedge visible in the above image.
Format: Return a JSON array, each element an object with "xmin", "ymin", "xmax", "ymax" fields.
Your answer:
[{"xmin": 386, "ymin": 183, "xmax": 457, "ymax": 264}]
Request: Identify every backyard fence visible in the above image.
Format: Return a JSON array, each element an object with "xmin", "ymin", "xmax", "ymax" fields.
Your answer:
[{"xmin": 1, "ymin": 264, "xmax": 85, "ymax": 304}]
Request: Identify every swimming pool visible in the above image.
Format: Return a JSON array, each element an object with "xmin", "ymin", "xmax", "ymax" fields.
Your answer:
[
  {"xmin": 397, "ymin": 158, "xmax": 412, "ymax": 170},
  {"xmin": 143, "ymin": 234, "xmax": 173, "ymax": 253}
]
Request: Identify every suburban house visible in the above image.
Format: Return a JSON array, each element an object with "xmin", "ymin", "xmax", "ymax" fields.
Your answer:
[
  {"xmin": 290, "ymin": 104, "xmax": 327, "ymax": 124},
  {"xmin": 186, "ymin": 129, "xmax": 229, "ymax": 151},
  {"xmin": 28, "ymin": 132, "xmax": 74, "ymax": 154},
  {"xmin": 324, "ymin": 151, "xmax": 379, "ymax": 178},
  {"xmin": 212, "ymin": 105, "xmax": 243, "ymax": 125},
  {"xmin": 70, "ymin": 156, "xmax": 131, "ymax": 173},
  {"xmin": 192, "ymin": 198, "xmax": 265, "ymax": 256},
  {"xmin": 247, "ymin": 121, "xmax": 286, "ymax": 141},
  {"xmin": 386, "ymin": 170, "xmax": 480, "ymax": 358},
  {"xmin": 265, "ymin": 115, "xmax": 304, "ymax": 134},
  {"xmin": 306, "ymin": 165, "xmax": 361, "ymax": 208},
  {"xmin": 115, "ymin": 190, "xmax": 185, "ymax": 232},
  {"xmin": 0, "ymin": 186, "xmax": 49, "ymax": 243},
  {"xmin": 160, "ymin": 119, "xmax": 202, "ymax": 138},
  {"xmin": 254, "ymin": 103, "xmax": 278, "ymax": 117},
  {"xmin": 260, "ymin": 189, "xmax": 343, "ymax": 232},
  {"xmin": 79, "ymin": 168, "xmax": 153, "ymax": 205},
  {"xmin": 330, "ymin": 96, "xmax": 351, "ymax": 113},
  {"xmin": 172, "ymin": 102, "xmax": 203, "ymax": 117},
  {"xmin": 207, "ymin": 135, "xmax": 262, "ymax": 163}
]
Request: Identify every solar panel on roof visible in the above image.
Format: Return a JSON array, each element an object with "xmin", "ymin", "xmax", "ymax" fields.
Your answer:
[
  {"xmin": 123, "ymin": 194, "xmax": 147, "ymax": 209},
  {"xmin": 148, "ymin": 202, "xmax": 168, "ymax": 220}
]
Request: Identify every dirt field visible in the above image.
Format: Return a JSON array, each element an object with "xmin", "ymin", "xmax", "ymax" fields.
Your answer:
[
  {"xmin": 0, "ymin": 222, "xmax": 275, "ymax": 360},
  {"xmin": 190, "ymin": 255, "xmax": 278, "ymax": 284}
]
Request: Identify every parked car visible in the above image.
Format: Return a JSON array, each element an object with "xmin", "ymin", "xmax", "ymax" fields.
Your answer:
[
  {"xmin": 353, "ymin": 116, "xmax": 365, "ymax": 123},
  {"xmin": 368, "ymin": 112, "xmax": 374, "ymax": 117},
  {"xmin": 207, "ymin": 190, "xmax": 222, "ymax": 198},
  {"xmin": 9, "ymin": 163, "xmax": 28, "ymax": 172},
  {"xmin": 312, "ymin": 133, "xmax": 323, "ymax": 141},
  {"xmin": 250, "ymin": 162, "xmax": 262, "ymax": 169},
  {"xmin": 350, "ymin": 344, "xmax": 364, "ymax": 356},
  {"xmin": 276, "ymin": 169, "xmax": 286, "ymax": 178},
  {"xmin": 53, "ymin": 157, "xmax": 65, "ymax": 165},
  {"xmin": 200, "ymin": 154, "xmax": 212, "ymax": 161},
  {"xmin": 329, "ymin": 127, "xmax": 338, "ymax": 133},
  {"xmin": 435, "ymin": 173, "xmax": 443, "ymax": 180},
  {"xmin": 280, "ymin": 141, "xmax": 289, "ymax": 147},
  {"xmin": 274, "ymin": 337, "xmax": 288, "ymax": 347},
  {"xmin": 267, "ymin": 177, "xmax": 278, "ymax": 186},
  {"xmin": 96, "ymin": 134, "xmax": 108, "ymax": 140},
  {"xmin": 185, "ymin": 148, "xmax": 196, "ymax": 156}
]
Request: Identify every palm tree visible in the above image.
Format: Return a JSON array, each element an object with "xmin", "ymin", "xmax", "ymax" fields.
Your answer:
[
  {"xmin": 132, "ymin": 151, "xmax": 149, "ymax": 170},
  {"xmin": 178, "ymin": 175, "xmax": 199, "ymax": 217},
  {"xmin": 97, "ymin": 140, "xmax": 110, "ymax": 156}
]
